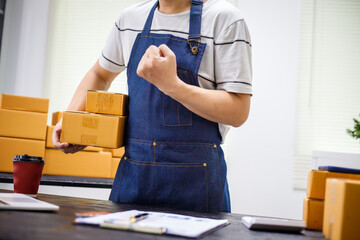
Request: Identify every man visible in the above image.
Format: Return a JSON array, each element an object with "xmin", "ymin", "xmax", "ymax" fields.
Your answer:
[{"xmin": 53, "ymin": 0, "xmax": 252, "ymax": 212}]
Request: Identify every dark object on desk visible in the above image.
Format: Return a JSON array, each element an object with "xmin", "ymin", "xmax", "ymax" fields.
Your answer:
[
  {"xmin": 318, "ymin": 166, "xmax": 360, "ymax": 175},
  {"xmin": 241, "ymin": 216, "xmax": 305, "ymax": 233},
  {"xmin": 129, "ymin": 212, "xmax": 149, "ymax": 223},
  {"xmin": 0, "ymin": 189, "xmax": 326, "ymax": 240},
  {"xmin": 13, "ymin": 154, "xmax": 44, "ymax": 196},
  {"xmin": 0, "ymin": 172, "xmax": 113, "ymax": 188}
]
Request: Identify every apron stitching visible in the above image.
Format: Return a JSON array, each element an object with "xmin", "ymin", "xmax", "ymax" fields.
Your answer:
[
  {"xmin": 139, "ymin": 35, "xmax": 188, "ymax": 43},
  {"xmin": 215, "ymin": 144, "xmax": 223, "ymax": 210},
  {"xmin": 126, "ymin": 35, "xmax": 141, "ymax": 77},
  {"xmin": 152, "ymin": 144, "xmax": 215, "ymax": 147},
  {"xmin": 190, "ymin": 111, "xmax": 193, "ymax": 125},
  {"xmin": 127, "ymin": 158, "xmax": 204, "ymax": 165},
  {"xmin": 177, "ymin": 103, "xmax": 180, "ymax": 126},
  {"xmin": 127, "ymin": 157, "xmax": 204, "ymax": 165},
  {"xmin": 162, "ymin": 94, "xmax": 165, "ymax": 126},
  {"xmin": 153, "ymin": 140, "xmax": 157, "ymax": 204},
  {"xmin": 193, "ymin": 46, "xmax": 204, "ymax": 82},
  {"xmin": 116, "ymin": 157, "xmax": 127, "ymax": 201},
  {"xmin": 125, "ymin": 158, "xmax": 204, "ymax": 167},
  {"xmin": 128, "ymin": 138, "xmax": 217, "ymax": 147},
  {"xmin": 205, "ymin": 164, "xmax": 209, "ymax": 211},
  {"xmin": 163, "ymin": 123, "xmax": 192, "ymax": 127}
]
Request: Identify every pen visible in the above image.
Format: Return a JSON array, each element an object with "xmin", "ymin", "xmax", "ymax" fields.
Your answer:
[{"xmin": 129, "ymin": 213, "xmax": 149, "ymax": 223}]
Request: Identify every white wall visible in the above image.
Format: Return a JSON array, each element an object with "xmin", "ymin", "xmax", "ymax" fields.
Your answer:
[
  {"xmin": 225, "ymin": 0, "xmax": 305, "ymax": 219},
  {"xmin": 0, "ymin": 0, "xmax": 49, "ymax": 97},
  {"xmin": 0, "ymin": 0, "xmax": 305, "ymax": 219}
]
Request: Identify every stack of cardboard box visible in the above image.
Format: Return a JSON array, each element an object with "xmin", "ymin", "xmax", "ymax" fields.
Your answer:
[
  {"xmin": 60, "ymin": 90, "xmax": 127, "ymax": 149},
  {"xmin": 0, "ymin": 94, "xmax": 48, "ymax": 173},
  {"xmin": 0, "ymin": 93, "xmax": 125, "ymax": 179},
  {"xmin": 43, "ymin": 121, "xmax": 113, "ymax": 178},
  {"xmin": 49, "ymin": 90, "xmax": 127, "ymax": 178},
  {"xmin": 303, "ymin": 170, "xmax": 360, "ymax": 231}
]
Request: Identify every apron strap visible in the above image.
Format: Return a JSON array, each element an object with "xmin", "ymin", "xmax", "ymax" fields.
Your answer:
[
  {"xmin": 188, "ymin": 0, "xmax": 204, "ymax": 55},
  {"xmin": 141, "ymin": 0, "xmax": 204, "ymax": 55},
  {"xmin": 142, "ymin": 1, "xmax": 159, "ymax": 35},
  {"xmin": 188, "ymin": 0, "xmax": 203, "ymax": 42}
]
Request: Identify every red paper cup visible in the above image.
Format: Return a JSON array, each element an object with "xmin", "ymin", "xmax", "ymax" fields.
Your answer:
[{"xmin": 13, "ymin": 154, "xmax": 45, "ymax": 197}]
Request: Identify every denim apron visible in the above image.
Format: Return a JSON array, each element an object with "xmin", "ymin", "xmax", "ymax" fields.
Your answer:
[{"xmin": 109, "ymin": 0, "xmax": 231, "ymax": 212}]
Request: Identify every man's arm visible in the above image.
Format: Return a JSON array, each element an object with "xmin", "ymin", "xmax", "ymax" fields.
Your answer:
[
  {"xmin": 67, "ymin": 60, "xmax": 119, "ymax": 111},
  {"xmin": 52, "ymin": 60, "xmax": 119, "ymax": 153},
  {"xmin": 137, "ymin": 44, "xmax": 251, "ymax": 127}
]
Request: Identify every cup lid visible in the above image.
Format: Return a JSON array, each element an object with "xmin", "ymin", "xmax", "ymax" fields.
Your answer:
[{"xmin": 13, "ymin": 154, "xmax": 45, "ymax": 163}]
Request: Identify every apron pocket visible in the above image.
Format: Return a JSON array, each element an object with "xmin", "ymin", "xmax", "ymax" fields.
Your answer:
[
  {"xmin": 117, "ymin": 157, "xmax": 155, "ymax": 205},
  {"xmin": 118, "ymin": 156, "xmax": 208, "ymax": 211},
  {"xmin": 162, "ymin": 69, "xmax": 194, "ymax": 127},
  {"xmin": 154, "ymin": 161, "xmax": 208, "ymax": 212}
]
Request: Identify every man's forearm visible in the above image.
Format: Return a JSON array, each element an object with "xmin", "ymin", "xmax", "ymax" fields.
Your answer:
[
  {"xmin": 168, "ymin": 80, "xmax": 251, "ymax": 127},
  {"xmin": 67, "ymin": 61, "xmax": 118, "ymax": 111}
]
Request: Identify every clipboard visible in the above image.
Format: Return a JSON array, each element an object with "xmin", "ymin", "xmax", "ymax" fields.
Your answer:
[{"xmin": 318, "ymin": 166, "xmax": 360, "ymax": 174}]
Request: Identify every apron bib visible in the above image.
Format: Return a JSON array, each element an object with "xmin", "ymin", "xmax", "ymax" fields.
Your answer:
[{"xmin": 110, "ymin": 0, "xmax": 230, "ymax": 212}]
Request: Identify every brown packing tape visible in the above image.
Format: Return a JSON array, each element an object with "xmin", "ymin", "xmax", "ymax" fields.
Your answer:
[
  {"xmin": 96, "ymin": 93, "xmax": 114, "ymax": 113},
  {"xmin": 80, "ymin": 135, "xmax": 98, "ymax": 145},
  {"xmin": 0, "ymin": 94, "xmax": 49, "ymax": 113},
  {"xmin": 0, "ymin": 109, "xmax": 47, "ymax": 140},
  {"xmin": 0, "ymin": 137, "xmax": 45, "ymax": 172},
  {"xmin": 82, "ymin": 114, "xmax": 99, "ymax": 129}
]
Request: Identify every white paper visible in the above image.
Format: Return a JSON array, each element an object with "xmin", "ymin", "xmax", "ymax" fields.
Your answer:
[{"xmin": 75, "ymin": 210, "xmax": 229, "ymax": 238}]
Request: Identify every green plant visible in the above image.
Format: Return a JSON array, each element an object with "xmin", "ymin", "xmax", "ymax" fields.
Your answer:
[{"xmin": 347, "ymin": 114, "xmax": 360, "ymax": 140}]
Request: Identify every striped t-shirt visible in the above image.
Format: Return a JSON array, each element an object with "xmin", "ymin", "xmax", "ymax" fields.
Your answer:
[{"xmin": 99, "ymin": 0, "xmax": 252, "ymax": 142}]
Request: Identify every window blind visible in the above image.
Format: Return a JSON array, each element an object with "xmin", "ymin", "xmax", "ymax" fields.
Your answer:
[
  {"xmin": 294, "ymin": 0, "xmax": 360, "ymax": 189},
  {"xmin": 44, "ymin": 0, "xmax": 141, "ymax": 117}
]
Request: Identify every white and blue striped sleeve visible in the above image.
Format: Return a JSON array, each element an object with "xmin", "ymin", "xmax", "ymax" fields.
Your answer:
[
  {"xmin": 214, "ymin": 19, "xmax": 252, "ymax": 95},
  {"xmin": 99, "ymin": 17, "xmax": 126, "ymax": 73}
]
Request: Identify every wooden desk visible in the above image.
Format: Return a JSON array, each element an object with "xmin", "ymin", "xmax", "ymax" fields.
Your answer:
[{"xmin": 0, "ymin": 191, "xmax": 324, "ymax": 240}]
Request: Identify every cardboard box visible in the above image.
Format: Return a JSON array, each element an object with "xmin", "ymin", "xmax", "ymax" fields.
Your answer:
[
  {"xmin": 84, "ymin": 146, "xmax": 104, "ymax": 152},
  {"xmin": 60, "ymin": 111, "xmax": 126, "ymax": 148},
  {"xmin": 307, "ymin": 170, "xmax": 360, "ymax": 200},
  {"xmin": 0, "ymin": 137, "xmax": 45, "ymax": 172},
  {"xmin": 0, "ymin": 94, "xmax": 49, "ymax": 113},
  {"xmin": 46, "ymin": 125, "xmax": 102, "ymax": 152},
  {"xmin": 51, "ymin": 111, "xmax": 63, "ymax": 125},
  {"xmin": 86, "ymin": 90, "xmax": 128, "ymax": 115},
  {"xmin": 46, "ymin": 125, "xmax": 55, "ymax": 148},
  {"xmin": 111, "ymin": 157, "xmax": 121, "ymax": 178},
  {"xmin": 111, "ymin": 147, "xmax": 125, "ymax": 158},
  {"xmin": 323, "ymin": 178, "xmax": 360, "ymax": 240},
  {"xmin": 0, "ymin": 109, "xmax": 47, "ymax": 140},
  {"xmin": 43, "ymin": 149, "xmax": 112, "ymax": 178},
  {"xmin": 303, "ymin": 197, "xmax": 324, "ymax": 230}
]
